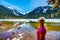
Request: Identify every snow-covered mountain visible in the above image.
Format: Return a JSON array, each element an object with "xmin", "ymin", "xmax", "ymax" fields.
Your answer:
[
  {"xmin": 0, "ymin": 5, "xmax": 60, "ymax": 19},
  {"xmin": 0, "ymin": 5, "xmax": 26, "ymax": 19},
  {"xmin": 0, "ymin": 5, "xmax": 24, "ymax": 16},
  {"xmin": 25, "ymin": 6, "xmax": 60, "ymax": 19}
]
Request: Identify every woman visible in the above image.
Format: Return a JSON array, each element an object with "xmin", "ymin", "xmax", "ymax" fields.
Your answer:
[{"xmin": 37, "ymin": 17, "xmax": 47, "ymax": 40}]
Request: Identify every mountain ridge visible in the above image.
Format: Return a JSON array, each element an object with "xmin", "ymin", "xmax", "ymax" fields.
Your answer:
[{"xmin": 0, "ymin": 5, "xmax": 60, "ymax": 19}]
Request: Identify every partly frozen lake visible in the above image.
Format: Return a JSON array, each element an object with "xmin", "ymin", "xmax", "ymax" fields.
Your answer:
[{"xmin": 0, "ymin": 23, "xmax": 60, "ymax": 40}]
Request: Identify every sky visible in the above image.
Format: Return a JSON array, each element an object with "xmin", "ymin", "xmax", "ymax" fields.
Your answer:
[{"xmin": 0, "ymin": 0, "xmax": 47, "ymax": 12}]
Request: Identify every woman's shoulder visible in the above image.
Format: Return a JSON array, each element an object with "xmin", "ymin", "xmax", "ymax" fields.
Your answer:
[{"xmin": 44, "ymin": 24, "xmax": 47, "ymax": 30}]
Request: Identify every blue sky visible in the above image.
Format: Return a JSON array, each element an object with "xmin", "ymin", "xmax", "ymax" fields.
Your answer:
[{"xmin": 0, "ymin": 0, "xmax": 47, "ymax": 12}]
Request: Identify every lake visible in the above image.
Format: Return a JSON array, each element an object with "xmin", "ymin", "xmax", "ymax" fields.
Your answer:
[{"xmin": 0, "ymin": 23, "xmax": 60, "ymax": 40}]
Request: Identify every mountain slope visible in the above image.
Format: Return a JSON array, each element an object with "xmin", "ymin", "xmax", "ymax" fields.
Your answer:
[
  {"xmin": 25, "ymin": 6, "xmax": 60, "ymax": 19},
  {"xmin": 0, "ymin": 5, "xmax": 24, "ymax": 19},
  {"xmin": 0, "ymin": 5, "xmax": 60, "ymax": 19}
]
